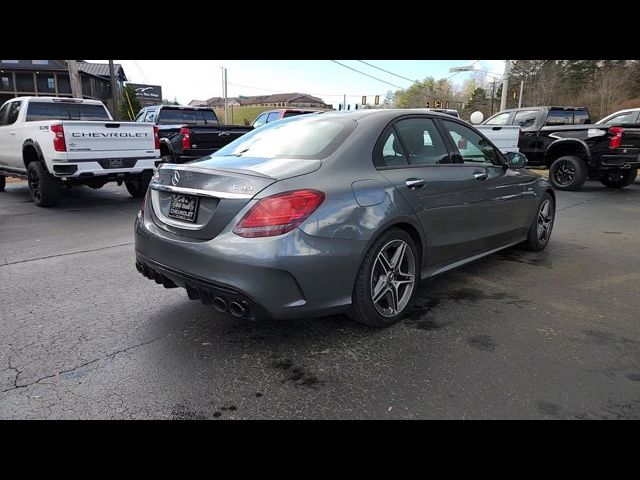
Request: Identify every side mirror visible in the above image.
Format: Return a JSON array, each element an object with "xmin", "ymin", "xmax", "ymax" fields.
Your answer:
[{"xmin": 506, "ymin": 151, "xmax": 527, "ymax": 169}]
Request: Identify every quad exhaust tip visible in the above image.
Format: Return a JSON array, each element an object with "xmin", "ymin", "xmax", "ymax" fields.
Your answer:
[
  {"xmin": 213, "ymin": 296, "xmax": 227, "ymax": 312},
  {"xmin": 229, "ymin": 301, "xmax": 248, "ymax": 318}
]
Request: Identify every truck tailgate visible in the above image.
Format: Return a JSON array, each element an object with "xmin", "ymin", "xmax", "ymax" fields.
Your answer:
[
  {"xmin": 62, "ymin": 121, "xmax": 157, "ymax": 157},
  {"xmin": 190, "ymin": 125, "xmax": 253, "ymax": 151},
  {"xmin": 476, "ymin": 125, "xmax": 521, "ymax": 154}
]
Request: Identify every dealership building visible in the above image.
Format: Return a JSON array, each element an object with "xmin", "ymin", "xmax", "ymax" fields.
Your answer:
[{"xmin": 0, "ymin": 60, "xmax": 127, "ymax": 114}]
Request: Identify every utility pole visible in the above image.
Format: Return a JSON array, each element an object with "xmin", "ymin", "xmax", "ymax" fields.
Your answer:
[
  {"xmin": 108, "ymin": 60, "xmax": 120, "ymax": 120},
  {"xmin": 518, "ymin": 79, "xmax": 524, "ymax": 108},
  {"xmin": 490, "ymin": 80, "xmax": 496, "ymax": 115},
  {"xmin": 221, "ymin": 66, "xmax": 228, "ymax": 124},
  {"xmin": 66, "ymin": 60, "xmax": 82, "ymax": 98},
  {"xmin": 500, "ymin": 60, "xmax": 510, "ymax": 111}
]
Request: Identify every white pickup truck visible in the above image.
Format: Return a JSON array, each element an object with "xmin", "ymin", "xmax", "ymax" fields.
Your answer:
[{"xmin": 0, "ymin": 97, "xmax": 160, "ymax": 207}]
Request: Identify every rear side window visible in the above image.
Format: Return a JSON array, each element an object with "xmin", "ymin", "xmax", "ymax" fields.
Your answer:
[
  {"xmin": 25, "ymin": 102, "xmax": 110, "ymax": 121},
  {"xmin": 546, "ymin": 110, "xmax": 590, "ymax": 126},
  {"xmin": 573, "ymin": 110, "xmax": 591, "ymax": 124},
  {"xmin": 394, "ymin": 118, "xmax": 450, "ymax": 165},
  {"xmin": 378, "ymin": 130, "xmax": 409, "ymax": 167},
  {"xmin": 0, "ymin": 103, "xmax": 9, "ymax": 125},
  {"xmin": 601, "ymin": 111, "xmax": 638, "ymax": 125},
  {"xmin": 266, "ymin": 111, "xmax": 281, "ymax": 123},
  {"xmin": 253, "ymin": 113, "xmax": 268, "ymax": 128},
  {"xmin": 200, "ymin": 110, "xmax": 218, "ymax": 124},
  {"xmin": 512, "ymin": 110, "xmax": 539, "ymax": 128},
  {"xmin": 144, "ymin": 110, "xmax": 157, "ymax": 122}
]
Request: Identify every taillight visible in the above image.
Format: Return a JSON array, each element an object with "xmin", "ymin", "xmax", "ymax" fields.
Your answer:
[
  {"xmin": 233, "ymin": 189, "xmax": 325, "ymax": 238},
  {"xmin": 609, "ymin": 126, "xmax": 624, "ymax": 149},
  {"xmin": 180, "ymin": 127, "xmax": 191, "ymax": 150},
  {"xmin": 51, "ymin": 124, "xmax": 66, "ymax": 152},
  {"xmin": 153, "ymin": 126, "xmax": 160, "ymax": 150}
]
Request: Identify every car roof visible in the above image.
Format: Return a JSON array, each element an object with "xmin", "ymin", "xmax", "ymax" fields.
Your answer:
[{"xmin": 12, "ymin": 96, "xmax": 105, "ymax": 106}]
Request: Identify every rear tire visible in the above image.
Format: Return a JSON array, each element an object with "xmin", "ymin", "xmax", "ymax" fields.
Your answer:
[
  {"xmin": 0, "ymin": 175, "xmax": 5, "ymax": 192},
  {"xmin": 548, "ymin": 156, "xmax": 588, "ymax": 191},
  {"xmin": 348, "ymin": 228, "xmax": 419, "ymax": 328},
  {"xmin": 600, "ymin": 168, "xmax": 637, "ymax": 188},
  {"xmin": 524, "ymin": 192, "xmax": 555, "ymax": 251},
  {"xmin": 125, "ymin": 174, "xmax": 151, "ymax": 198},
  {"xmin": 27, "ymin": 162, "xmax": 60, "ymax": 207}
]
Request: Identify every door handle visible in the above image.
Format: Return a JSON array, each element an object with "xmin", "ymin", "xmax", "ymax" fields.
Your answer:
[
  {"xmin": 218, "ymin": 131, "xmax": 230, "ymax": 137},
  {"xmin": 473, "ymin": 172, "xmax": 488, "ymax": 181},
  {"xmin": 405, "ymin": 178, "xmax": 427, "ymax": 189}
]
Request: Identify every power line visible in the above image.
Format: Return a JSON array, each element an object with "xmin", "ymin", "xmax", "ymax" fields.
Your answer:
[
  {"xmin": 357, "ymin": 60, "xmax": 417, "ymax": 84},
  {"xmin": 330, "ymin": 60, "xmax": 405, "ymax": 90}
]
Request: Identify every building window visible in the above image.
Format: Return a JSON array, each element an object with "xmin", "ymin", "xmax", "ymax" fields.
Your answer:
[
  {"xmin": 15, "ymin": 73, "xmax": 35, "ymax": 92},
  {"xmin": 37, "ymin": 74, "xmax": 56, "ymax": 93},
  {"xmin": 57, "ymin": 74, "xmax": 71, "ymax": 94},
  {"xmin": 32, "ymin": 60, "xmax": 49, "ymax": 65},
  {"xmin": 1, "ymin": 74, "xmax": 13, "ymax": 92},
  {"xmin": 1, "ymin": 60, "xmax": 19, "ymax": 64}
]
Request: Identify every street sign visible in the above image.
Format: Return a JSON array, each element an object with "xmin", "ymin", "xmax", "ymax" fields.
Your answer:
[{"xmin": 448, "ymin": 66, "xmax": 476, "ymax": 73}]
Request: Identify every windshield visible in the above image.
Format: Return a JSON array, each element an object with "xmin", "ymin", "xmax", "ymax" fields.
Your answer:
[{"xmin": 213, "ymin": 116, "xmax": 356, "ymax": 159}]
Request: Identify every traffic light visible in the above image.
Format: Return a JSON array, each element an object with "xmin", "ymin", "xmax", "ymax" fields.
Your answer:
[
  {"xmin": 355, "ymin": 104, "xmax": 359, "ymax": 110},
  {"xmin": 434, "ymin": 100, "xmax": 442, "ymax": 108},
  {"xmin": 347, "ymin": 104, "xmax": 350, "ymax": 110},
  {"xmin": 375, "ymin": 95, "xmax": 379, "ymax": 105},
  {"xmin": 425, "ymin": 101, "xmax": 430, "ymax": 108},
  {"xmin": 362, "ymin": 96, "xmax": 367, "ymax": 105},
  {"xmin": 339, "ymin": 104, "xmax": 342, "ymax": 111}
]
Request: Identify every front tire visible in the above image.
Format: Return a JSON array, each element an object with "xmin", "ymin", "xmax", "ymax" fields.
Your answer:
[
  {"xmin": 348, "ymin": 228, "xmax": 419, "ymax": 328},
  {"xmin": 125, "ymin": 174, "xmax": 151, "ymax": 198},
  {"xmin": 600, "ymin": 168, "xmax": 637, "ymax": 188},
  {"xmin": 549, "ymin": 156, "xmax": 588, "ymax": 191},
  {"xmin": 27, "ymin": 162, "xmax": 60, "ymax": 207},
  {"xmin": 524, "ymin": 192, "xmax": 555, "ymax": 251}
]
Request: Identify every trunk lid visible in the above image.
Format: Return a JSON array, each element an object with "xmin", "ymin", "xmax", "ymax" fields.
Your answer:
[
  {"xmin": 188, "ymin": 125, "xmax": 254, "ymax": 151},
  {"xmin": 148, "ymin": 155, "xmax": 321, "ymax": 240}
]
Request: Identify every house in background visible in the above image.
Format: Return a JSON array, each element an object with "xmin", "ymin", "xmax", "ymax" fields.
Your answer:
[
  {"xmin": 0, "ymin": 60, "xmax": 127, "ymax": 114},
  {"xmin": 189, "ymin": 93, "xmax": 331, "ymax": 110}
]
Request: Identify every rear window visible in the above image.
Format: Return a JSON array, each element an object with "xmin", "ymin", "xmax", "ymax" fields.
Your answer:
[
  {"xmin": 157, "ymin": 108, "xmax": 218, "ymax": 125},
  {"xmin": 26, "ymin": 102, "xmax": 110, "ymax": 121},
  {"xmin": 546, "ymin": 109, "xmax": 590, "ymax": 125},
  {"xmin": 212, "ymin": 116, "xmax": 356, "ymax": 160}
]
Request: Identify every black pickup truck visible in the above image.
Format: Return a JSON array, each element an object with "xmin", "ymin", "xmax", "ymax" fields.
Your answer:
[
  {"xmin": 135, "ymin": 105, "xmax": 252, "ymax": 164},
  {"xmin": 482, "ymin": 106, "xmax": 640, "ymax": 190}
]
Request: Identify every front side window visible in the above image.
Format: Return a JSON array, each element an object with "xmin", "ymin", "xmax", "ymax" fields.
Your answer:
[
  {"xmin": 0, "ymin": 103, "xmax": 9, "ymax": 125},
  {"xmin": 394, "ymin": 118, "xmax": 450, "ymax": 165},
  {"xmin": 441, "ymin": 120, "xmax": 501, "ymax": 166},
  {"xmin": 253, "ymin": 113, "xmax": 268, "ymax": 128},
  {"xmin": 512, "ymin": 110, "xmax": 539, "ymax": 128},
  {"xmin": 485, "ymin": 112, "xmax": 511, "ymax": 125},
  {"xmin": 135, "ymin": 110, "xmax": 146, "ymax": 122},
  {"xmin": 266, "ymin": 111, "xmax": 281, "ymax": 123},
  {"xmin": 144, "ymin": 110, "xmax": 157, "ymax": 122},
  {"xmin": 6, "ymin": 101, "xmax": 22, "ymax": 124}
]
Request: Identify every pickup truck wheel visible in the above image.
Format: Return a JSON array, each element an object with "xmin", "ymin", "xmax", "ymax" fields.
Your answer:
[
  {"xmin": 524, "ymin": 192, "xmax": 555, "ymax": 251},
  {"xmin": 125, "ymin": 174, "xmax": 151, "ymax": 198},
  {"xmin": 0, "ymin": 175, "xmax": 5, "ymax": 192},
  {"xmin": 600, "ymin": 168, "xmax": 637, "ymax": 188},
  {"xmin": 549, "ymin": 156, "xmax": 588, "ymax": 191},
  {"xmin": 27, "ymin": 162, "xmax": 60, "ymax": 207}
]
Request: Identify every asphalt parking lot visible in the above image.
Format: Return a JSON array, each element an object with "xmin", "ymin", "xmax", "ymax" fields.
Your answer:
[{"xmin": 1, "ymin": 177, "xmax": 639, "ymax": 419}]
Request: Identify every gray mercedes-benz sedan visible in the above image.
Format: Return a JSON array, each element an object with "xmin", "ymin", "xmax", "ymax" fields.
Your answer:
[{"xmin": 134, "ymin": 110, "xmax": 554, "ymax": 327}]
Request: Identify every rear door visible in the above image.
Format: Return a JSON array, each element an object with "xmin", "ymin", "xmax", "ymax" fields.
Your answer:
[
  {"xmin": 2, "ymin": 100, "xmax": 23, "ymax": 168},
  {"xmin": 375, "ymin": 116, "xmax": 482, "ymax": 267},
  {"xmin": 438, "ymin": 119, "xmax": 538, "ymax": 249}
]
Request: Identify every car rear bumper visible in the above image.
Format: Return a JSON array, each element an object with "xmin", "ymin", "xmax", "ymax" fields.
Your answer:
[
  {"xmin": 50, "ymin": 158, "xmax": 158, "ymax": 177},
  {"xmin": 134, "ymin": 212, "xmax": 366, "ymax": 320}
]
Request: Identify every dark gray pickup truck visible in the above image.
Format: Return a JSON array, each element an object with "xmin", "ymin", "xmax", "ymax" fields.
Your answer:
[
  {"xmin": 135, "ymin": 105, "xmax": 252, "ymax": 164},
  {"xmin": 483, "ymin": 106, "xmax": 640, "ymax": 190}
]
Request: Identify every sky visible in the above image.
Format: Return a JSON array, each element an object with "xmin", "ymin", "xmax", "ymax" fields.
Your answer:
[{"xmin": 90, "ymin": 60, "xmax": 506, "ymax": 107}]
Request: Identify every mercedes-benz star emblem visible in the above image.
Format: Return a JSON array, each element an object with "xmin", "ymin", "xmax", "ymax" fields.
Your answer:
[{"xmin": 171, "ymin": 171, "xmax": 180, "ymax": 186}]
